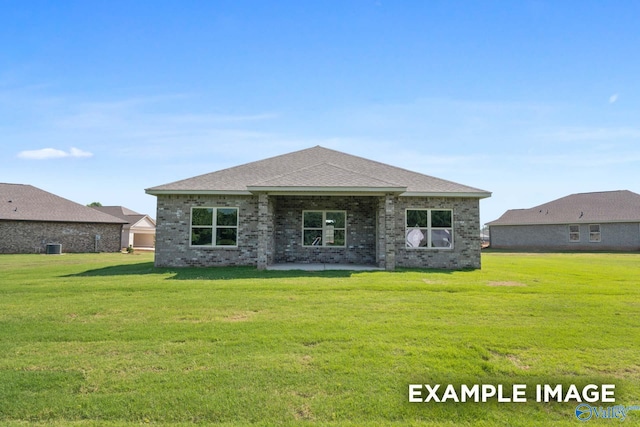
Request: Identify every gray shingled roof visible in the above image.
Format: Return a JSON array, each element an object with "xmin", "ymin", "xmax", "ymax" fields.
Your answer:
[
  {"xmin": 488, "ymin": 190, "xmax": 640, "ymax": 226},
  {"xmin": 146, "ymin": 146, "xmax": 490, "ymax": 197},
  {"xmin": 92, "ymin": 206, "xmax": 154, "ymax": 226},
  {"xmin": 0, "ymin": 183, "xmax": 128, "ymax": 224}
]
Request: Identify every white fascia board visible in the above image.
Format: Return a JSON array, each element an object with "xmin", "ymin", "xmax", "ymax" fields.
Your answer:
[
  {"xmin": 246, "ymin": 186, "xmax": 407, "ymax": 195},
  {"xmin": 145, "ymin": 188, "xmax": 492, "ymax": 198},
  {"xmin": 130, "ymin": 216, "xmax": 156, "ymax": 228},
  {"xmin": 401, "ymin": 191, "xmax": 492, "ymax": 199},
  {"xmin": 128, "ymin": 218, "xmax": 143, "ymax": 228},
  {"xmin": 145, "ymin": 189, "xmax": 253, "ymax": 196}
]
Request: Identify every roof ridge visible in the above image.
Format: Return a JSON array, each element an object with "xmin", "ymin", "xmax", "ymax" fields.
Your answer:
[
  {"xmin": 145, "ymin": 146, "xmax": 328, "ymax": 191},
  {"xmin": 532, "ymin": 189, "xmax": 639, "ymax": 209},
  {"xmin": 0, "ymin": 183, "xmax": 128, "ymax": 223},
  {"xmin": 249, "ymin": 161, "xmax": 402, "ymax": 187},
  {"xmin": 312, "ymin": 146, "xmax": 489, "ymax": 192},
  {"xmin": 488, "ymin": 189, "xmax": 640, "ymax": 225},
  {"xmin": 321, "ymin": 161, "xmax": 404, "ymax": 187},
  {"xmin": 570, "ymin": 189, "xmax": 631, "ymax": 196},
  {"xmin": 146, "ymin": 145, "xmax": 490, "ymax": 196},
  {"xmin": 248, "ymin": 161, "xmax": 325, "ymax": 185}
]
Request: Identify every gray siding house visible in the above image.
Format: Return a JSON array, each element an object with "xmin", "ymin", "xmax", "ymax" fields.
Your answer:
[
  {"xmin": 0, "ymin": 183, "xmax": 127, "ymax": 253},
  {"xmin": 146, "ymin": 146, "xmax": 491, "ymax": 270},
  {"xmin": 487, "ymin": 190, "xmax": 640, "ymax": 251}
]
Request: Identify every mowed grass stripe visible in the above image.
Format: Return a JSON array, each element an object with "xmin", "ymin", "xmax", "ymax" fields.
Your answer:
[{"xmin": 0, "ymin": 252, "xmax": 638, "ymax": 426}]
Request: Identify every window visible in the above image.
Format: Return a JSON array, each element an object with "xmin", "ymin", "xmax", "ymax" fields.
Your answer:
[
  {"xmin": 191, "ymin": 207, "xmax": 238, "ymax": 247},
  {"xmin": 406, "ymin": 209, "xmax": 453, "ymax": 249},
  {"xmin": 589, "ymin": 224, "xmax": 601, "ymax": 242},
  {"xmin": 302, "ymin": 211, "xmax": 346, "ymax": 247},
  {"xmin": 569, "ymin": 225, "xmax": 580, "ymax": 242}
]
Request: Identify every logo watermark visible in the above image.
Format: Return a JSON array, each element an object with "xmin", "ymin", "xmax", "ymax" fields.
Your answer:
[
  {"xmin": 575, "ymin": 403, "xmax": 640, "ymax": 422},
  {"xmin": 408, "ymin": 383, "xmax": 616, "ymax": 403},
  {"xmin": 407, "ymin": 383, "xmax": 639, "ymax": 421}
]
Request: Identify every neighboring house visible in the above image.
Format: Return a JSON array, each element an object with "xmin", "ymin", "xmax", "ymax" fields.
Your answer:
[
  {"xmin": 487, "ymin": 190, "xmax": 640, "ymax": 251},
  {"xmin": 146, "ymin": 146, "xmax": 491, "ymax": 270},
  {"xmin": 92, "ymin": 206, "xmax": 156, "ymax": 250},
  {"xmin": 0, "ymin": 183, "xmax": 127, "ymax": 253}
]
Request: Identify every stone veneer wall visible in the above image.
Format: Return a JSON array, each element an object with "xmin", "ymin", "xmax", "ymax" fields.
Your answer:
[
  {"xmin": 273, "ymin": 195, "xmax": 377, "ymax": 265},
  {"xmin": 394, "ymin": 197, "xmax": 482, "ymax": 269},
  {"xmin": 0, "ymin": 220, "xmax": 122, "ymax": 254}
]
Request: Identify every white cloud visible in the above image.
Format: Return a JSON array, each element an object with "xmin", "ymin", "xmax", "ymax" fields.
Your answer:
[
  {"xmin": 609, "ymin": 93, "xmax": 619, "ymax": 104},
  {"xmin": 69, "ymin": 147, "xmax": 93, "ymax": 158},
  {"xmin": 17, "ymin": 147, "xmax": 93, "ymax": 160}
]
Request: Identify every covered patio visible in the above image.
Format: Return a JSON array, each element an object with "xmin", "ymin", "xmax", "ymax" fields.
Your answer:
[{"xmin": 256, "ymin": 193, "xmax": 399, "ymax": 270}]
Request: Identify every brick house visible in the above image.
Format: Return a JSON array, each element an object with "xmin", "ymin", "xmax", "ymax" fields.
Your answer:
[
  {"xmin": 145, "ymin": 146, "xmax": 491, "ymax": 270},
  {"xmin": 92, "ymin": 206, "xmax": 156, "ymax": 250},
  {"xmin": 0, "ymin": 183, "xmax": 127, "ymax": 253},
  {"xmin": 487, "ymin": 190, "xmax": 640, "ymax": 251}
]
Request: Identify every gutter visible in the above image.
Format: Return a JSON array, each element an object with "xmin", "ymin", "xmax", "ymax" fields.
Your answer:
[{"xmin": 145, "ymin": 188, "xmax": 492, "ymax": 198}]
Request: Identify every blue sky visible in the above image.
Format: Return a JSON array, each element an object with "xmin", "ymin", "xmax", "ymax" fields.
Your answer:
[{"xmin": 2, "ymin": 1, "xmax": 639, "ymax": 226}]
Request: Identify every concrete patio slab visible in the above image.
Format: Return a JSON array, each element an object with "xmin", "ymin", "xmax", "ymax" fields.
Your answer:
[{"xmin": 266, "ymin": 263, "xmax": 382, "ymax": 271}]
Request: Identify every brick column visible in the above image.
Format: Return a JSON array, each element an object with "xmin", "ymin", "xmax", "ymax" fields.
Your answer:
[
  {"xmin": 384, "ymin": 194, "xmax": 396, "ymax": 270},
  {"xmin": 377, "ymin": 197, "xmax": 386, "ymax": 268},
  {"xmin": 256, "ymin": 193, "xmax": 272, "ymax": 270}
]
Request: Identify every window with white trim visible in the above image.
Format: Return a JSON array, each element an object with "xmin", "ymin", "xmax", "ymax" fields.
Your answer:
[
  {"xmin": 405, "ymin": 209, "xmax": 453, "ymax": 249},
  {"xmin": 302, "ymin": 211, "xmax": 346, "ymax": 247},
  {"xmin": 569, "ymin": 225, "xmax": 580, "ymax": 242},
  {"xmin": 191, "ymin": 207, "xmax": 238, "ymax": 247},
  {"xmin": 589, "ymin": 224, "xmax": 601, "ymax": 242}
]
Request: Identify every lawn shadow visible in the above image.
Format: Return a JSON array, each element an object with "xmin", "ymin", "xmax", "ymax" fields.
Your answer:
[
  {"xmin": 165, "ymin": 266, "xmax": 359, "ymax": 280},
  {"xmin": 64, "ymin": 262, "xmax": 157, "ymax": 278},
  {"xmin": 64, "ymin": 262, "xmax": 372, "ymax": 280}
]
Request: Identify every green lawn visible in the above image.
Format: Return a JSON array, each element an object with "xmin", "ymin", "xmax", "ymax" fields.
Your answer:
[{"xmin": 0, "ymin": 252, "xmax": 639, "ymax": 426}]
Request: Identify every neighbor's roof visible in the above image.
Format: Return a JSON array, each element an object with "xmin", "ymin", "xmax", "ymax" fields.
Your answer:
[
  {"xmin": 487, "ymin": 190, "xmax": 640, "ymax": 226},
  {"xmin": 0, "ymin": 183, "xmax": 128, "ymax": 224},
  {"xmin": 92, "ymin": 206, "xmax": 155, "ymax": 226},
  {"xmin": 146, "ymin": 146, "xmax": 490, "ymax": 198}
]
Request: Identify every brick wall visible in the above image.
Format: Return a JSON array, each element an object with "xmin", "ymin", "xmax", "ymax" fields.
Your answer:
[
  {"xmin": 154, "ymin": 194, "xmax": 259, "ymax": 267},
  {"xmin": 490, "ymin": 223, "xmax": 640, "ymax": 251},
  {"xmin": 273, "ymin": 195, "xmax": 377, "ymax": 265},
  {"xmin": 0, "ymin": 220, "xmax": 122, "ymax": 253},
  {"xmin": 153, "ymin": 194, "xmax": 482, "ymax": 269},
  {"xmin": 394, "ymin": 197, "xmax": 482, "ymax": 269}
]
